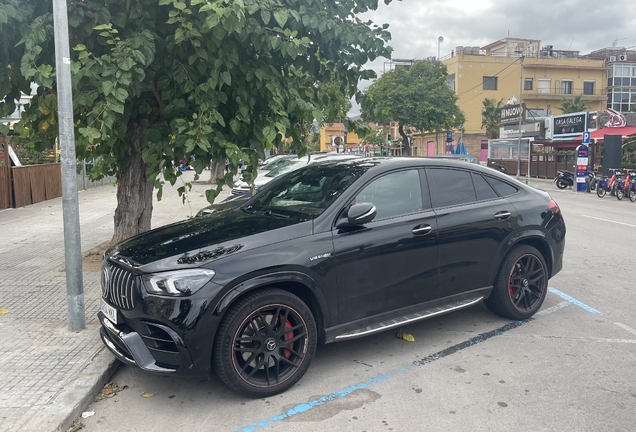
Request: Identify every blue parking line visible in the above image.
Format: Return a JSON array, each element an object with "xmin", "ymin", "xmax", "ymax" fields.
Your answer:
[
  {"xmin": 235, "ymin": 319, "xmax": 529, "ymax": 432},
  {"xmin": 548, "ymin": 287, "xmax": 601, "ymax": 314}
]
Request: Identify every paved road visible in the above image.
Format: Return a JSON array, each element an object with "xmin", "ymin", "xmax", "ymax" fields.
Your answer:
[{"xmin": 81, "ymin": 182, "xmax": 636, "ymax": 432}]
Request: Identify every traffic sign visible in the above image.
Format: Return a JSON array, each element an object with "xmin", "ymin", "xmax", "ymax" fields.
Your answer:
[{"xmin": 582, "ymin": 131, "xmax": 590, "ymax": 144}]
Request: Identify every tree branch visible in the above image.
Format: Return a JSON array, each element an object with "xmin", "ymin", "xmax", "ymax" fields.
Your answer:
[{"xmin": 150, "ymin": 79, "xmax": 166, "ymax": 116}]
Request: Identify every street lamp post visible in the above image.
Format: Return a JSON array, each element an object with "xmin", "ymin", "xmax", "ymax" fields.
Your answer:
[
  {"xmin": 438, "ymin": 36, "xmax": 444, "ymax": 60},
  {"xmin": 516, "ymin": 53, "xmax": 524, "ymax": 178}
]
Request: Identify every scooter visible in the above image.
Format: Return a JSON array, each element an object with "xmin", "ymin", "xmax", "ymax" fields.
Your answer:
[
  {"xmin": 554, "ymin": 170, "xmax": 575, "ymax": 189},
  {"xmin": 491, "ymin": 159, "xmax": 507, "ymax": 174}
]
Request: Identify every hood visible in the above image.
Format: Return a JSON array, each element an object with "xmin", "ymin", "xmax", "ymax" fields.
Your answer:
[{"xmin": 108, "ymin": 208, "xmax": 312, "ymax": 272}]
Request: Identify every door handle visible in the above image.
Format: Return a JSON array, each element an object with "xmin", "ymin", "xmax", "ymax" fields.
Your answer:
[
  {"xmin": 494, "ymin": 211, "xmax": 511, "ymax": 220},
  {"xmin": 412, "ymin": 225, "xmax": 432, "ymax": 235}
]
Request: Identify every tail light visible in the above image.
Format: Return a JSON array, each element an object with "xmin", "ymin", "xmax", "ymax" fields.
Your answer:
[{"xmin": 548, "ymin": 199, "xmax": 561, "ymax": 215}]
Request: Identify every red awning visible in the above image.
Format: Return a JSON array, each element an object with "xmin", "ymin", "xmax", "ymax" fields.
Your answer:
[{"xmin": 577, "ymin": 126, "xmax": 636, "ymax": 141}]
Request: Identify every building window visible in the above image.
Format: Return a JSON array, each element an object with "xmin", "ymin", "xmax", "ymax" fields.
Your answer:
[
  {"xmin": 561, "ymin": 80, "xmax": 573, "ymax": 95},
  {"xmin": 584, "ymin": 81, "xmax": 595, "ymax": 95},
  {"xmin": 483, "ymin": 76, "xmax": 497, "ymax": 90},
  {"xmin": 538, "ymin": 79, "xmax": 551, "ymax": 94},
  {"xmin": 524, "ymin": 79, "xmax": 533, "ymax": 91}
]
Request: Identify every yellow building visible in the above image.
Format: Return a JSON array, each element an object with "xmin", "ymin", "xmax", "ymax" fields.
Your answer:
[
  {"xmin": 319, "ymin": 122, "xmax": 363, "ymax": 152},
  {"xmin": 412, "ymin": 38, "xmax": 607, "ymax": 158}
]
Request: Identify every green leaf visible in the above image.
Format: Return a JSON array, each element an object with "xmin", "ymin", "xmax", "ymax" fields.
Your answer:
[
  {"xmin": 273, "ymin": 10, "xmax": 288, "ymax": 28},
  {"xmin": 221, "ymin": 71, "xmax": 231, "ymax": 86},
  {"xmin": 260, "ymin": 10, "xmax": 271, "ymax": 25},
  {"xmin": 102, "ymin": 81, "xmax": 114, "ymax": 96}
]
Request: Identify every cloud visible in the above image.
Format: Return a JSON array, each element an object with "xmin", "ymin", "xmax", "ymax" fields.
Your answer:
[{"xmin": 350, "ymin": 0, "xmax": 636, "ymax": 115}]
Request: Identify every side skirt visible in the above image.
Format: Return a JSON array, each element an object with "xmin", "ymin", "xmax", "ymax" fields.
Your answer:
[{"xmin": 324, "ymin": 287, "xmax": 492, "ymax": 343}]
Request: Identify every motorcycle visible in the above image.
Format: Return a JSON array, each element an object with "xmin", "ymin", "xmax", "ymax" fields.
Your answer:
[{"xmin": 554, "ymin": 170, "xmax": 574, "ymax": 189}]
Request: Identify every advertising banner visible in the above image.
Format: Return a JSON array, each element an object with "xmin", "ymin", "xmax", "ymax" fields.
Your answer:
[{"xmin": 576, "ymin": 144, "xmax": 589, "ymax": 192}]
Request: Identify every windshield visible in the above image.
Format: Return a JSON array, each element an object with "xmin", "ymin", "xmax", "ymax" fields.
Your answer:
[
  {"xmin": 244, "ymin": 161, "xmax": 372, "ymax": 219},
  {"xmin": 266, "ymin": 160, "xmax": 306, "ymax": 178},
  {"xmin": 261, "ymin": 156, "xmax": 296, "ymax": 171}
]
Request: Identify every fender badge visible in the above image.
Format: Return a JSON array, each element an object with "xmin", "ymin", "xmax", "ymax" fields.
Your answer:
[{"xmin": 309, "ymin": 253, "xmax": 332, "ymax": 261}]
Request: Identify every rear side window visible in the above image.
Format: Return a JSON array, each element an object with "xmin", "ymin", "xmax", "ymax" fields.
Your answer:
[
  {"xmin": 486, "ymin": 176, "xmax": 519, "ymax": 197},
  {"xmin": 472, "ymin": 173, "xmax": 499, "ymax": 201},
  {"xmin": 427, "ymin": 168, "xmax": 476, "ymax": 208}
]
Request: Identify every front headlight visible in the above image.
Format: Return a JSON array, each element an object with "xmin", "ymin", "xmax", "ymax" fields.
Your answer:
[{"xmin": 143, "ymin": 269, "xmax": 216, "ymax": 296}]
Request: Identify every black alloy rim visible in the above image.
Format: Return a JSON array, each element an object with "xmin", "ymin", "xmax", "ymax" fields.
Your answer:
[
  {"xmin": 231, "ymin": 304, "xmax": 308, "ymax": 388},
  {"xmin": 508, "ymin": 254, "xmax": 547, "ymax": 312}
]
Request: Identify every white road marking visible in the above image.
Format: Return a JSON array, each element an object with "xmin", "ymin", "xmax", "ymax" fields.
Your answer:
[
  {"xmin": 502, "ymin": 334, "xmax": 636, "ymax": 344},
  {"xmin": 582, "ymin": 215, "xmax": 636, "ymax": 229},
  {"xmin": 536, "ymin": 301, "xmax": 570, "ymax": 316},
  {"xmin": 614, "ymin": 322, "xmax": 636, "ymax": 336}
]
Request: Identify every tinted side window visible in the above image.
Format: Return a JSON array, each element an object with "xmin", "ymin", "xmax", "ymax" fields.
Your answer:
[
  {"xmin": 487, "ymin": 176, "xmax": 519, "ymax": 197},
  {"xmin": 472, "ymin": 173, "xmax": 499, "ymax": 201},
  {"xmin": 354, "ymin": 170, "xmax": 422, "ymax": 219},
  {"xmin": 427, "ymin": 168, "xmax": 476, "ymax": 208}
]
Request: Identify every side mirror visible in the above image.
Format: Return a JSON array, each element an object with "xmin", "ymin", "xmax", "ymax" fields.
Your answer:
[{"xmin": 346, "ymin": 202, "xmax": 377, "ymax": 226}]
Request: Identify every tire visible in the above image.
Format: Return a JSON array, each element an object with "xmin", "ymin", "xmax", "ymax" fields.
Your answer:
[
  {"xmin": 616, "ymin": 188, "xmax": 624, "ymax": 200},
  {"xmin": 597, "ymin": 187, "xmax": 606, "ymax": 198},
  {"xmin": 213, "ymin": 288, "xmax": 317, "ymax": 398},
  {"xmin": 484, "ymin": 245, "xmax": 548, "ymax": 320},
  {"xmin": 629, "ymin": 188, "xmax": 636, "ymax": 203},
  {"xmin": 555, "ymin": 179, "xmax": 569, "ymax": 189}
]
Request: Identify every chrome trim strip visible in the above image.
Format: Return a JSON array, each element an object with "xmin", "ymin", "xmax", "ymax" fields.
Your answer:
[
  {"xmin": 355, "ymin": 206, "xmax": 377, "ymax": 221},
  {"xmin": 335, "ymin": 297, "xmax": 484, "ymax": 340}
]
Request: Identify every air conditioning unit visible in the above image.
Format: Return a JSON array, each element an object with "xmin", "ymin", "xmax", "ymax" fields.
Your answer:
[
  {"xmin": 609, "ymin": 56, "xmax": 617, "ymax": 62},
  {"xmin": 619, "ymin": 54, "xmax": 627, "ymax": 61}
]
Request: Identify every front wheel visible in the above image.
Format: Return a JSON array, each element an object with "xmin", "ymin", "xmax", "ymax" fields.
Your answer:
[
  {"xmin": 629, "ymin": 188, "xmax": 636, "ymax": 203},
  {"xmin": 616, "ymin": 188, "xmax": 624, "ymax": 200},
  {"xmin": 597, "ymin": 187, "xmax": 606, "ymax": 198},
  {"xmin": 484, "ymin": 245, "xmax": 548, "ymax": 320},
  {"xmin": 555, "ymin": 178, "xmax": 569, "ymax": 189},
  {"xmin": 213, "ymin": 288, "xmax": 317, "ymax": 398}
]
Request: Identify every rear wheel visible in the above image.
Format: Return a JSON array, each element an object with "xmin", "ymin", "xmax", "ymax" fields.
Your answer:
[
  {"xmin": 556, "ymin": 179, "xmax": 569, "ymax": 189},
  {"xmin": 484, "ymin": 245, "xmax": 548, "ymax": 320},
  {"xmin": 597, "ymin": 187, "xmax": 606, "ymax": 198},
  {"xmin": 629, "ymin": 188, "xmax": 636, "ymax": 203},
  {"xmin": 213, "ymin": 289, "xmax": 317, "ymax": 398}
]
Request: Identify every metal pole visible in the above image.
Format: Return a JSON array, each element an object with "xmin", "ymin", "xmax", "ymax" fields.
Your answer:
[
  {"xmin": 53, "ymin": 0, "xmax": 85, "ymax": 331},
  {"xmin": 516, "ymin": 55, "xmax": 524, "ymax": 177}
]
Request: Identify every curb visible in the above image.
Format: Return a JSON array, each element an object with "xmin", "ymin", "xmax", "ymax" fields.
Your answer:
[{"xmin": 18, "ymin": 348, "xmax": 120, "ymax": 432}]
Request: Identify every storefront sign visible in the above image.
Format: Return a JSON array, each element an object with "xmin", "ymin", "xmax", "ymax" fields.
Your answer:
[
  {"xmin": 500, "ymin": 103, "xmax": 526, "ymax": 125},
  {"xmin": 552, "ymin": 112, "xmax": 588, "ymax": 137},
  {"xmin": 500, "ymin": 122, "xmax": 540, "ymax": 138}
]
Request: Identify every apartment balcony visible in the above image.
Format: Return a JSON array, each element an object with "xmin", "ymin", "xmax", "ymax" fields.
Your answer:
[{"xmin": 523, "ymin": 89, "xmax": 606, "ymax": 101}]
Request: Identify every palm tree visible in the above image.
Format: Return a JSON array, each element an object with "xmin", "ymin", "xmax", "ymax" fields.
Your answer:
[
  {"xmin": 557, "ymin": 94, "xmax": 589, "ymax": 113},
  {"xmin": 481, "ymin": 98, "xmax": 505, "ymax": 139}
]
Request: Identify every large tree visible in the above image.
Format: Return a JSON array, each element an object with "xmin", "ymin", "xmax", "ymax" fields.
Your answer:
[
  {"xmin": 557, "ymin": 94, "xmax": 589, "ymax": 114},
  {"xmin": 0, "ymin": 0, "xmax": 392, "ymax": 243},
  {"xmin": 360, "ymin": 60, "xmax": 465, "ymax": 155},
  {"xmin": 481, "ymin": 98, "xmax": 504, "ymax": 139}
]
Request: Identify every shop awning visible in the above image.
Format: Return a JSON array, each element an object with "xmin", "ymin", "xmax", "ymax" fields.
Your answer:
[{"xmin": 577, "ymin": 126, "xmax": 636, "ymax": 141}]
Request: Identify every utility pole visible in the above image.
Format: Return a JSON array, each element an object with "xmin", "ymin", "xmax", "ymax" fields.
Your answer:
[
  {"xmin": 52, "ymin": 0, "xmax": 85, "ymax": 331},
  {"xmin": 516, "ymin": 53, "xmax": 525, "ymax": 178}
]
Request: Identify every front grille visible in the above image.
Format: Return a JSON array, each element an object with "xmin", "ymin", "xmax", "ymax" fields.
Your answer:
[{"xmin": 101, "ymin": 262, "xmax": 136, "ymax": 310}]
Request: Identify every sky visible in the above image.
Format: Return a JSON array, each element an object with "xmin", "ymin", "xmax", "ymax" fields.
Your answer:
[{"xmin": 350, "ymin": 0, "xmax": 636, "ymax": 115}]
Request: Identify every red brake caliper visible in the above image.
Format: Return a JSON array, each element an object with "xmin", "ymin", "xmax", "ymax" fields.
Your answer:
[{"xmin": 281, "ymin": 314, "xmax": 293, "ymax": 359}]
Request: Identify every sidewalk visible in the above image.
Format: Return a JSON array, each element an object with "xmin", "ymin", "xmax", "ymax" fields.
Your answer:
[{"xmin": 0, "ymin": 171, "xmax": 229, "ymax": 432}]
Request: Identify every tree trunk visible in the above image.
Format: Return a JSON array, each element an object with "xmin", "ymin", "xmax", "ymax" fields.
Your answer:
[
  {"xmin": 111, "ymin": 119, "xmax": 154, "ymax": 244},
  {"xmin": 208, "ymin": 158, "xmax": 225, "ymax": 184},
  {"xmin": 398, "ymin": 124, "xmax": 411, "ymax": 156}
]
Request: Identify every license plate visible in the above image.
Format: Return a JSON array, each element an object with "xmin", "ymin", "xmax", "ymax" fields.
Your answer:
[{"xmin": 100, "ymin": 299, "xmax": 118, "ymax": 325}]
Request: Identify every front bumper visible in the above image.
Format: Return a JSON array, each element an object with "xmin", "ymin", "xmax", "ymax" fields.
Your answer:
[{"xmin": 98, "ymin": 311, "xmax": 192, "ymax": 374}]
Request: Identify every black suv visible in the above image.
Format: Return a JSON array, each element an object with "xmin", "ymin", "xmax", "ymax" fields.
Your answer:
[{"xmin": 99, "ymin": 157, "xmax": 565, "ymax": 397}]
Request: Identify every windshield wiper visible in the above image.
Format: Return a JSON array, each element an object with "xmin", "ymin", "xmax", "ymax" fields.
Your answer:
[{"xmin": 264, "ymin": 210, "xmax": 290, "ymax": 219}]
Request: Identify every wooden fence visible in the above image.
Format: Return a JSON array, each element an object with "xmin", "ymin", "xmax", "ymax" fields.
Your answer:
[{"xmin": 0, "ymin": 163, "xmax": 62, "ymax": 209}]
